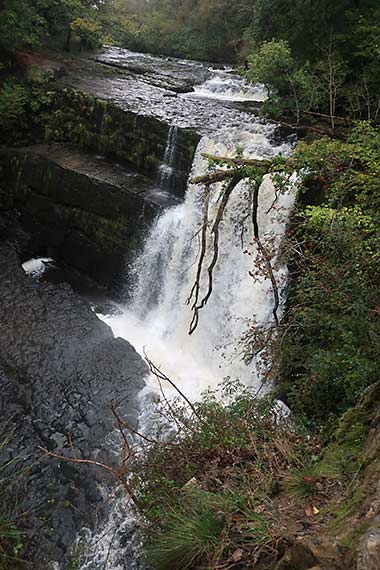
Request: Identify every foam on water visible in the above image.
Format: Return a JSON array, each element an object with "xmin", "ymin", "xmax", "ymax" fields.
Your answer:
[
  {"xmin": 100, "ymin": 131, "xmax": 294, "ymax": 400},
  {"xmin": 190, "ymin": 73, "xmax": 268, "ymax": 102}
]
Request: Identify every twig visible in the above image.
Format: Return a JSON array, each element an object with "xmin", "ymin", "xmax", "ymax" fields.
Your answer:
[
  {"xmin": 39, "ymin": 447, "xmax": 142, "ymax": 511},
  {"xmin": 144, "ymin": 353, "xmax": 202, "ymax": 421}
]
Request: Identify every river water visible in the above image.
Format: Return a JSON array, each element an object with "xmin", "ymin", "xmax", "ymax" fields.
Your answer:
[{"xmin": 57, "ymin": 47, "xmax": 296, "ymax": 569}]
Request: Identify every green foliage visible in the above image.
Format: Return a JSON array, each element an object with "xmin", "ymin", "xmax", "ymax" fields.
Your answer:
[
  {"xmin": 0, "ymin": 0, "xmax": 101, "ymax": 52},
  {"xmin": 276, "ymin": 123, "xmax": 380, "ymax": 430},
  {"xmin": 146, "ymin": 490, "xmax": 225, "ymax": 570},
  {"xmin": 285, "ymin": 468, "xmax": 319, "ymax": 499},
  {"xmin": 132, "ymin": 382, "xmax": 317, "ymax": 569},
  {"xmin": 0, "ymin": 0, "xmax": 48, "ymax": 49},
  {"xmin": 0, "ymin": 74, "xmax": 55, "ymax": 144},
  {"xmin": 0, "ymin": 81, "xmax": 28, "ymax": 134},
  {"xmin": 244, "ymin": 40, "xmax": 319, "ymax": 120},
  {"xmin": 70, "ymin": 17, "xmax": 102, "ymax": 50}
]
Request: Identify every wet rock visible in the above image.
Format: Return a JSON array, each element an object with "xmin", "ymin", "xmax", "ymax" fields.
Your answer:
[
  {"xmin": 0, "ymin": 242, "xmax": 148, "ymax": 565},
  {"xmin": 47, "ymin": 88, "xmax": 200, "ymax": 194},
  {"xmin": 357, "ymin": 529, "xmax": 380, "ymax": 570},
  {"xmin": 0, "ymin": 144, "xmax": 180, "ymax": 289}
]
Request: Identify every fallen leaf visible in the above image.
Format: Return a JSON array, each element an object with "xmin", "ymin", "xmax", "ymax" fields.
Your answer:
[
  {"xmin": 232, "ymin": 548, "xmax": 244, "ymax": 562},
  {"xmin": 305, "ymin": 504, "xmax": 319, "ymax": 517}
]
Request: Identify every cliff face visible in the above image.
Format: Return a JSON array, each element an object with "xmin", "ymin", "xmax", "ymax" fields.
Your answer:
[
  {"xmin": 45, "ymin": 88, "xmax": 200, "ymax": 198},
  {"xmin": 0, "ymin": 66, "xmax": 200, "ymax": 564},
  {"xmin": 0, "ymin": 144, "xmax": 165, "ymax": 289}
]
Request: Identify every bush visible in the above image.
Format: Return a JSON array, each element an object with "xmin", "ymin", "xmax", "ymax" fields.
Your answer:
[
  {"xmin": 70, "ymin": 18, "xmax": 103, "ymax": 50},
  {"xmin": 0, "ymin": 81, "xmax": 28, "ymax": 134},
  {"xmin": 132, "ymin": 381, "xmax": 318, "ymax": 569},
  {"xmin": 0, "ymin": 74, "xmax": 55, "ymax": 144},
  {"xmin": 275, "ymin": 123, "xmax": 380, "ymax": 430}
]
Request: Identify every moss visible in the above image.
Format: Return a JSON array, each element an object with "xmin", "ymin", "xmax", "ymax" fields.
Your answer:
[
  {"xmin": 145, "ymin": 154, "xmax": 160, "ymax": 173},
  {"xmin": 40, "ymin": 88, "xmax": 198, "ymax": 195},
  {"xmin": 59, "ymin": 205, "xmax": 130, "ymax": 248},
  {"xmin": 328, "ymin": 486, "xmax": 367, "ymax": 532}
]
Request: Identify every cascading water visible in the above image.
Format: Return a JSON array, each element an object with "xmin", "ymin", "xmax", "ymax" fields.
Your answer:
[
  {"xmin": 103, "ymin": 134, "xmax": 295, "ymax": 397},
  {"xmin": 190, "ymin": 72, "xmax": 267, "ymax": 102},
  {"xmin": 158, "ymin": 125, "xmax": 178, "ymax": 193},
  {"xmin": 72, "ymin": 48, "xmax": 296, "ymax": 570}
]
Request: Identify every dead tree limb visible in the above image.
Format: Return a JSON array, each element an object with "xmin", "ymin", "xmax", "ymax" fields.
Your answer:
[
  {"xmin": 39, "ymin": 447, "xmax": 142, "ymax": 511},
  {"xmin": 251, "ymin": 181, "xmax": 280, "ymax": 326},
  {"xmin": 189, "ymin": 154, "xmax": 283, "ymax": 333},
  {"xmin": 145, "ymin": 352, "xmax": 202, "ymax": 421},
  {"xmin": 202, "ymin": 153, "xmax": 272, "ymax": 169},
  {"xmin": 191, "ymin": 169, "xmax": 235, "ymax": 185},
  {"xmin": 197, "ymin": 176, "xmax": 243, "ymax": 312},
  {"xmin": 187, "ymin": 184, "xmax": 211, "ymax": 313},
  {"xmin": 188, "ymin": 174, "xmax": 244, "ymax": 335}
]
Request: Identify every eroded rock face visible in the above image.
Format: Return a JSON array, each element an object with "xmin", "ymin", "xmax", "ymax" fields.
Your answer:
[
  {"xmin": 0, "ymin": 238, "xmax": 148, "ymax": 565},
  {"xmin": 357, "ymin": 529, "xmax": 380, "ymax": 570},
  {"xmin": 0, "ymin": 144, "xmax": 176, "ymax": 289}
]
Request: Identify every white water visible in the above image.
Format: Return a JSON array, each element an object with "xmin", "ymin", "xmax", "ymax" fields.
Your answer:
[
  {"xmin": 158, "ymin": 125, "xmax": 178, "ymax": 193},
  {"xmin": 189, "ymin": 73, "xmax": 267, "ymax": 102},
  {"xmin": 101, "ymin": 131, "xmax": 295, "ymax": 399},
  {"xmin": 74, "ymin": 52, "xmax": 296, "ymax": 570}
]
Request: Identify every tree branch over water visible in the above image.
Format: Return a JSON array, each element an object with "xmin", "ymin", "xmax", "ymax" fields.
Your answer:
[{"xmin": 188, "ymin": 154, "xmax": 283, "ymax": 334}]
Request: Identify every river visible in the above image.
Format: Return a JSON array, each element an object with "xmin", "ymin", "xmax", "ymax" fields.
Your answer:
[{"xmin": 46, "ymin": 46, "xmax": 296, "ymax": 570}]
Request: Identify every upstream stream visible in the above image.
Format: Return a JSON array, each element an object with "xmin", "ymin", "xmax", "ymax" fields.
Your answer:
[{"xmin": 47, "ymin": 47, "xmax": 296, "ymax": 569}]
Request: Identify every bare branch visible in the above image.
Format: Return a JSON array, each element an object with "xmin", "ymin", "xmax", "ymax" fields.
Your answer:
[
  {"xmin": 144, "ymin": 352, "xmax": 201, "ymax": 421},
  {"xmin": 39, "ymin": 447, "xmax": 142, "ymax": 511},
  {"xmin": 250, "ymin": 180, "xmax": 280, "ymax": 326},
  {"xmin": 187, "ymin": 184, "xmax": 211, "ymax": 316},
  {"xmin": 188, "ymin": 174, "xmax": 243, "ymax": 334},
  {"xmin": 191, "ymin": 169, "xmax": 235, "ymax": 185}
]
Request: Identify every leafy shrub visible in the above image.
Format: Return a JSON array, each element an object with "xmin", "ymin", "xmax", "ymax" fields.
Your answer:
[
  {"xmin": 70, "ymin": 18, "xmax": 103, "ymax": 50},
  {"xmin": 275, "ymin": 123, "xmax": 380, "ymax": 430},
  {"xmin": 0, "ymin": 74, "xmax": 55, "ymax": 144},
  {"xmin": 0, "ymin": 81, "xmax": 28, "ymax": 134}
]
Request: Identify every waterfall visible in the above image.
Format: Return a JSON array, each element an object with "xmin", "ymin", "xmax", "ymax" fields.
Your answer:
[
  {"xmin": 72, "ymin": 49, "xmax": 296, "ymax": 570},
  {"xmin": 158, "ymin": 126, "xmax": 178, "ymax": 193},
  {"xmin": 74, "ymin": 130, "xmax": 296, "ymax": 570},
  {"xmin": 102, "ymin": 131, "xmax": 295, "ymax": 398}
]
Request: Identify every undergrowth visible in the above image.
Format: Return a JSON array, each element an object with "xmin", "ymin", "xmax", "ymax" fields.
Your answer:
[
  {"xmin": 130, "ymin": 381, "xmax": 351, "ymax": 570},
  {"xmin": 275, "ymin": 122, "xmax": 380, "ymax": 432}
]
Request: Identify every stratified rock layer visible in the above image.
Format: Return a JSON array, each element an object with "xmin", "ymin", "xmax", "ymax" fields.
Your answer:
[{"xmin": 0, "ymin": 144, "xmax": 177, "ymax": 288}]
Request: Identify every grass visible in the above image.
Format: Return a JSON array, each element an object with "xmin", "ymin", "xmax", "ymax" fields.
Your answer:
[
  {"xmin": 146, "ymin": 491, "xmax": 225, "ymax": 570},
  {"xmin": 131, "ymin": 381, "xmax": 319, "ymax": 569}
]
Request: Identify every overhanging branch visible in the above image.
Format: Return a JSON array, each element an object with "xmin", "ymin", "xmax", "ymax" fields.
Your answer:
[{"xmin": 188, "ymin": 154, "xmax": 282, "ymax": 334}]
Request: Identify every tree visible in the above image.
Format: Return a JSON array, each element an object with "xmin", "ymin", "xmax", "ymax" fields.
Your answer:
[
  {"xmin": 244, "ymin": 40, "xmax": 318, "ymax": 123},
  {"xmin": 0, "ymin": 0, "xmax": 48, "ymax": 50}
]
